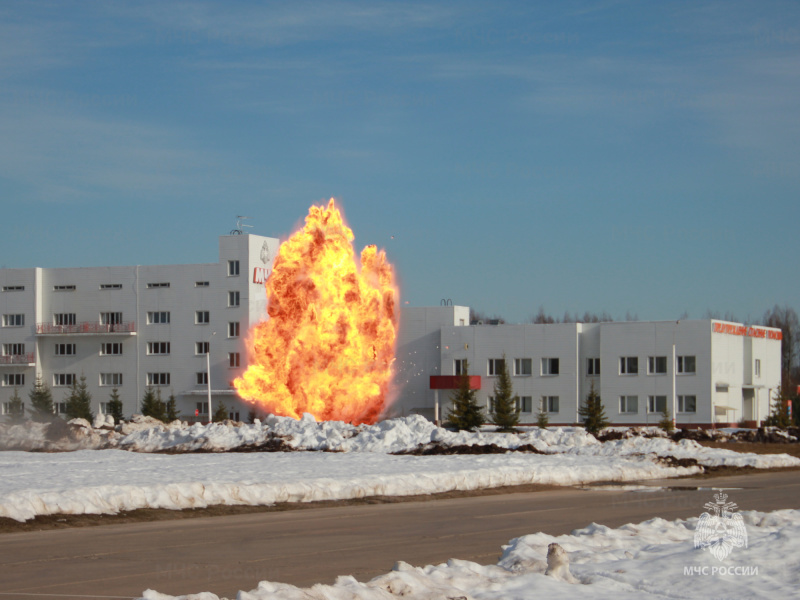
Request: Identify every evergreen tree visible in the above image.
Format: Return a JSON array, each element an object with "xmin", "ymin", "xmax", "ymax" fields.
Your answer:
[
  {"xmin": 6, "ymin": 387, "xmax": 25, "ymax": 424},
  {"xmin": 578, "ymin": 381, "xmax": 609, "ymax": 437},
  {"xmin": 165, "ymin": 394, "xmax": 179, "ymax": 422},
  {"xmin": 766, "ymin": 387, "xmax": 792, "ymax": 429},
  {"xmin": 140, "ymin": 387, "xmax": 166, "ymax": 422},
  {"xmin": 107, "ymin": 388, "xmax": 124, "ymax": 423},
  {"xmin": 446, "ymin": 360, "xmax": 485, "ymax": 431},
  {"xmin": 490, "ymin": 354, "xmax": 520, "ymax": 432},
  {"xmin": 213, "ymin": 399, "xmax": 228, "ymax": 423},
  {"xmin": 28, "ymin": 374, "xmax": 54, "ymax": 422},
  {"xmin": 536, "ymin": 403, "xmax": 550, "ymax": 429},
  {"xmin": 659, "ymin": 407, "xmax": 675, "ymax": 433},
  {"xmin": 65, "ymin": 374, "xmax": 94, "ymax": 422}
]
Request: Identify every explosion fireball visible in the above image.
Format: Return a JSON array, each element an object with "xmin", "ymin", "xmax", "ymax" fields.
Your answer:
[{"xmin": 234, "ymin": 199, "xmax": 398, "ymax": 425}]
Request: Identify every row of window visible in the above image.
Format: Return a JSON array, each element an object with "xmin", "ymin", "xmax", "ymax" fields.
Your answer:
[
  {"xmin": 5, "ymin": 276, "xmax": 233, "ymax": 294},
  {"xmin": 0, "ymin": 368, "xmax": 239, "ymax": 389},
  {"xmin": 2, "ymin": 312, "xmax": 242, "ymax": 329},
  {"xmin": 484, "ymin": 394, "xmax": 698, "ymax": 415},
  {"xmin": 456, "ymin": 356, "xmax": 699, "ymax": 377}
]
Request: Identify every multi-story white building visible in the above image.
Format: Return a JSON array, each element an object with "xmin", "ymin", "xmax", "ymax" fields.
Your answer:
[
  {"xmin": 393, "ymin": 306, "xmax": 783, "ymax": 428},
  {"xmin": 1, "ymin": 244, "xmax": 783, "ymax": 429},
  {"xmin": 0, "ymin": 234, "xmax": 279, "ymax": 421}
]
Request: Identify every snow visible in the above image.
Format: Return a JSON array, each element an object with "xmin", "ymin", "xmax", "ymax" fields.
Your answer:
[
  {"xmin": 0, "ymin": 415, "xmax": 798, "ymax": 523},
  {"xmin": 136, "ymin": 509, "xmax": 800, "ymax": 599}
]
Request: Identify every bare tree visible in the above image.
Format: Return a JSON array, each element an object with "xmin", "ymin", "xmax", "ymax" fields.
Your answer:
[{"xmin": 761, "ymin": 304, "xmax": 799, "ymax": 377}]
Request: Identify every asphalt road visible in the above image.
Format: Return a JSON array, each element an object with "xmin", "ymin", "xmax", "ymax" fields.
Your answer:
[{"xmin": 1, "ymin": 470, "xmax": 798, "ymax": 599}]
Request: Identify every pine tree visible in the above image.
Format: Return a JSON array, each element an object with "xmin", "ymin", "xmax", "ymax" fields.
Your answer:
[
  {"xmin": 447, "ymin": 360, "xmax": 485, "ymax": 431},
  {"xmin": 65, "ymin": 374, "xmax": 94, "ymax": 422},
  {"xmin": 107, "ymin": 388, "xmax": 124, "ymax": 423},
  {"xmin": 6, "ymin": 387, "xmax": 25, "ymax": 424},
  {"xmin": 766, "ymin": 387, "xmax": 792, "ymax": 429},
  {"xmin": 536, "ymin": 404, "xmax": 550, "ymax": 429},
  {"xmin": 213, "ymin": 399, "xmax": 228, "ymax": 423},
  {"xmin": 165, "ymin": 394, "xmax": 179, "ymax": 422},
  {"xmin": 140, "ymin": 387, "xmax": 166, "ymax": 422},
  {"xmin": 490, "ymin": 354, "xmax": 520, "ymax": 432},
  {"xmin": 659, "ymin": 407, "xmax": 675, "ymax": 433},
  {"xmin": 28, "ymin": 374, "xmax": 54, "ymax": 422},
  {"xmin": 579, "ymin": 381, "xmax": 609, "ymax": 437}
]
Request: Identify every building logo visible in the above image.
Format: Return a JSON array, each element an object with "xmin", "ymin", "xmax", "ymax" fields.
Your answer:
[
  {"xmin": 260, "ymin": 241, "xmax": 270, "ymax": 264},
  {"xmin": 694, "ymin": 491, "xmax": 748, "ymax": 561}
]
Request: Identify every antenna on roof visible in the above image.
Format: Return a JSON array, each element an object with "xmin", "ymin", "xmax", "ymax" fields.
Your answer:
[{"xmin": 230, "ymin": 216, "xmax": 253, "ymax": 235}]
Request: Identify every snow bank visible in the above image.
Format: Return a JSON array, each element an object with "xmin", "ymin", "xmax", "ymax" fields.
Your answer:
[
  {"xmin": 138, "ymin": 509, "xmax": 800, "ymax": 599},
  {"xmin": 0, "ymin": 449, "xmax": 701, "ymax": 522}
]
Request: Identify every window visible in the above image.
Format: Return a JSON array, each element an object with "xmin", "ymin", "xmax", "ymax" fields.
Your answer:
[
  {"xmin": 53, "ymin": 373, "xmax": 76, "ymax": 387},
  {"xmin": 520, "ymin": 396, "xmax": 532, "ymax": 413},
  {"xmin": 54, "ymin": 402, "xmax": 67, "ymax": 415},
  {"xmin": 147, "ymin": 372, "xmax": 170, "ymax": 386},
  {"xmin": 228, "ymin": 260, "xmax": 240, "ymax": 276},
  {"xmin": 100, "ymin": 343, "xmax": 123, "ymax": 355},
  {"xmin": 196, "ymin": 372, "xmax": 208, "ymax": 385},
  {"xmin": 488, "ymin": 358, "xmax": 505, "ymax": 376},
  {"xmin": 2, "ymin": 285, "xmax": 24, "ymax": 291},
  {"xmin": 229, "ymin": 411, "xmax": 240, "ymax": 421},
  {"xmin": 53, "ymin": 285, "xmax": 76, "ymax": 291},
  {"xmin": 99, "ymin": 284, "xmax": 122, "ymax": 290},
  {"xmin": 542, "ymin": 396, "xmax": 559, "ymax": 413},
  {"xmin": 647, "ymin": 395, "xmax": 667, "ymax": 413},
  {"xmin": 229, "ymin": 352, "xmax": 240, "ymax": 367},
  {"xmin": 147, "ymin": 342, "xmax": 170, "ymax": 355},
  {"xmin": 55, "ymin": 343, "xmax": 76, "ymax": 356},
  {"xmin": 678, "ymin": 395, "xmax": 697, "ymax": 413},
  {"xmin": 98, "ymin": 402, "xmax": 110, "ymax": 414},
  {"xmin": 2, "ymin": 401, "xmax": 25, "ymax": 415},
  {"xmin": 100, "ymin": 373, "xmax": 123, "ymax": 386},
  {"xmin": 2, "ymin": 343, "xmax": 25, "ymax": 356},
  {"xmin": 196, "ymin": 402, "xmax": 208, "ymax": 415},
  {"xmin": 196, "ymin": 341, "xmax": 209, "ymax": 355},
  {"xmin": 228, "ymin": 321, "xmax": 240, "ymax": 338},
  {"xmin": 2, "ymin": 373, "xmax": 24, "ymax": 387},
  {"xmin": 195, "ymin": 281, "xmax": 210, "ymax": 287},
  {"xmin": 514, "ymin": 358, "xmax": 532, "ymax": 376},
  {"xmin": 147, "ymin": 311, "xmax": 171, "ymax": 324},
  {"xmin": 146, "ymin": 282, "xmax": 170, "ymax": 288},
  {"xmin": 648, "ymin": 356, "xmax": 667, "ymax": 375},
  {"xmin": 454, "ymin": 359, "xmax": 467, "ymax": 376},
  {"xmin": 754, "ymin": 359, "xmax": 761, "ymax": 378},
  {"xmin": 196, "ymin": 311, "xmax": 210, "ymax": 324},
  {"xmin": 488, "ymin": 396, "xmax": 496, "ymax": 412},
  {"xmin": 228, "ymin": 291, "xmax": 240, "ymax": 307},
  {"xmin": 587, "ymin": 358, "xmax": 600, "ymax": 376},
  {"xmin": 620, "ymin": 356, "xmax": 638, "ymax": 375},
  {"xmin": 677, "ymin": 355, "xmax": 696, "ymax": 374},
  {"xmin": 3, "ymin": 314, "xmax": 24, "ymax": 327},
  {"xmin": 716, "ymin": 383, "xmax": 729, "ymax": 392},
  {"xmin": 54, "ymin": 313, "xmax": 76, "ymax": 326},
  {"xmin": 100, "ymin": 312, "xmax": 123, "ymax": 325},
  {"xmin": 620, "ymin": 395, "xmax": 638, "ymax": 413},
  {"xmin": 541, "ymin": 358, "xmax": 559, "ymax": 376}
]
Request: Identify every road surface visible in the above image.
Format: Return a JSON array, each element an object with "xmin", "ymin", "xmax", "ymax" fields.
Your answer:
[{"xmin": 0, "ymin": 470, "xmax": 797, "ymax": 599}]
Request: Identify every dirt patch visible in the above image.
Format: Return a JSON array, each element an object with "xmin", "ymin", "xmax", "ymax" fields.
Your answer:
[{"xmin": 394, "ymin": 443, "xmax": 545, "ymax": 456}]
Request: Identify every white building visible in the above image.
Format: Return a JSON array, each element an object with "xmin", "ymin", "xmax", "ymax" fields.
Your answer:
[
  {"xmin": 0, "ymin": 234, "xmax": 279, "ymax": 421},
  {"xmin": 393, "ymin": 306, "xmax": 782, "ymax": 428},
  {"xmin": 0, "ymin": 242, "xmax": 783, "ymax": 429}
]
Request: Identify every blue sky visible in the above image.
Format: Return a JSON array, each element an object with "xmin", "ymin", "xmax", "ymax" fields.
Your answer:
[{"xmin": 1, "ymin": 1, "xmax": 798, "ymax": 324}]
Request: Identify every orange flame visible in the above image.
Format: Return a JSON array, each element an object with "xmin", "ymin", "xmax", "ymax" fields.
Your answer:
[{"xmin": 234, "ymin": 199, "xmax": 398, "ymax": 424}]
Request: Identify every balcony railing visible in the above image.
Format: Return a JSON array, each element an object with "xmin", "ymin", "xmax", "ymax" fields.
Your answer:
[
  {"xmin": 0, "ymin": 352, "xmax": 35, "ymax": 365},
  {"xmin": 36, "ymin": 322, "xmax": 136, "ymax": 335}
]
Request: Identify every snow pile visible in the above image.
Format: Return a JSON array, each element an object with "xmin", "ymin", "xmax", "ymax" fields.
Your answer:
[
  {"xmin": 0, "ymin": 449, "xmax": 702, "ymax": 522},
  {"xmin": 138, "ymin": 509, "xmax": 800, "ymax": 599}
]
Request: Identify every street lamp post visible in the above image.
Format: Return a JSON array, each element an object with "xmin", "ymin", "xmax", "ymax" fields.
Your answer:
[{"xmin": 206, "ymin": 331, "xmax": 216, "ymax": 424}]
